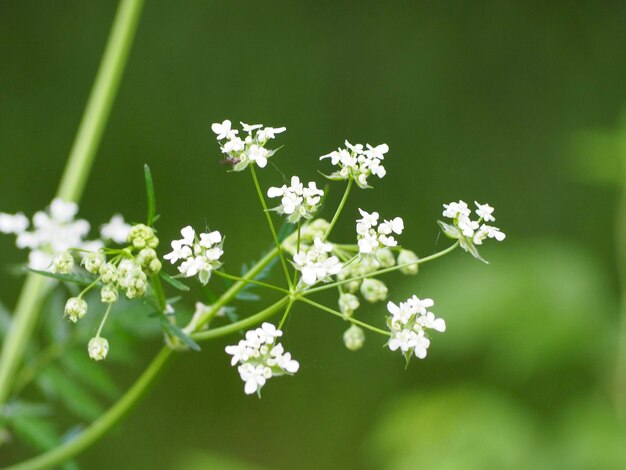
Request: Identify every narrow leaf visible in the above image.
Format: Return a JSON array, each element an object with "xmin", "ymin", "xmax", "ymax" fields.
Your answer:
[
  {"xmin": 144, "ymin": 164, "xmax": 157, "ymax": 226},
  {"xmin": 161, "ymin": 319, "xmax": 201, "ymax": 351},
  {"xmin": 26, "ymin": 268, "xmax": 97, "ymax": 286},
  {"xmin": 160, "ymin": 271, "xmax": 190, "ymax": 291}
]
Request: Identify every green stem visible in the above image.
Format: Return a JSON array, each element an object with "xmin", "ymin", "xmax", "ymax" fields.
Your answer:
[
  {"xmin": 614, "ymin": 157, "xmax": 626, "ymax": 419},
  {"xmin": 305, "ymin": 241, "xmax": 460, "ymax": 294},
  {"xmin": 193, "ymin": 297, "xmax": 289, "ymax": 342},
  {"xmin": 250, "ymin": 165, "xmax": 293, "ymax": 289},
  {"xmin": 6, "ymin": 347, "xmax": 173, "ymax": 470},
  {"xmin": 9, "ymin": 263, "xmax": 287, "ymax": 469},
  {"xmin": 323, "ymin": 178, "xmax": 353, "ymax": 242},
  {"xmin": 297, "ymin": 296, "xmax": 389, "ymax": 336},
  {"xmin": 96, "ymin": 304, "xmax": 113, "ymax": 338},
  {"xmin": 214, "ymin": 270, "xmax": 289, "ymax": 295},
  {"xmin": 278, "ymin": 298, "xmax": 295, "ymax": 330},
  {"xmin": 0, "ymin": 0, "xmax": 145, "ymax": 408}
]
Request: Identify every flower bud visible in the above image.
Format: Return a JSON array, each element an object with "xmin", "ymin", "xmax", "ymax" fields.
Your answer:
[
  {"xmin": 51, "ymin": 251, "xmax": 74, "ymax": 274},
  {"xmin": 128, "ymin": 224, "xmax": 159, "ymax": 249},
  {"xmin": 376, "ymin": 248, "xmax": 396, "ymax": 268},
  {"xmin": 99, "ymin": 262, "xmax": 117, "ymax": 284},
  {"xmin": 100, "ymin": 284, "xmax": 118, "ymax": 304},
  {"xmin": 81, "ymin": 252, "xmax": 104, "ymax": 274},
  {"xmin": 147, "ymin": 258, "xmax": 162, "ymax": 275},
  {"xmin": 360, "ymin": 278, "xmax": 388, "ymax": 303},
  {"xmin": 397, "ymin": 249, "xmax": 419, "ymax": 275},
  {"xmin": 343, "ymin": 325, "xmax": 365, "ymax": 351},
  {"xmin": 338, "ymin": 293, "xmax": 360, "ymax": 318},
  {"xmin": 64, "ymin": 297, "xmax": 87, "ymax": 323},
  {"xmin": 88, "ymin": 337, "xmax": 109, "ymax": 361}
]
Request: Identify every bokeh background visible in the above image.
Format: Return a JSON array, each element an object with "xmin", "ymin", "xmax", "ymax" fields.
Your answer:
[{"xmin": 2, "ymin": 1, "xmax": 626, "ymax": 468}]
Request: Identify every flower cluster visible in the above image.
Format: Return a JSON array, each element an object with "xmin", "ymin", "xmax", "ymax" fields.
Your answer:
[
  {"xmin": 320, "ymin": 140, "xmax": 388, "ymax": 188},
  {"xmin": 0, "ymin": 198, "xmax": 102, "ymax": 270},
  {"xmin": 212, "ymin": 120, "xmax": 285, "ymax": 171},
  {"xmin": 225, "ymin": 323, "xmax": 299, "ymax": 395},
  {"xmin": 267, "ymin": 176, "xmax": 324, "ymax": 223},
  {"xmin": 356, "ymin": 209, "xmax": 404, "ymax": 255},
  {"xmin": 439, "ymin": 200, "xmax": 505, "ymax": 261},
  {"xmin": 387, "ymin": 296, "xmax": 446, "ymax": 361},
  {"xmin": 293, "ymin": 237, "xmax": 343, "ymax": 286},
  {"xmin": 164, "ymin": 226, "xmax": 224, "ymax": 285}
]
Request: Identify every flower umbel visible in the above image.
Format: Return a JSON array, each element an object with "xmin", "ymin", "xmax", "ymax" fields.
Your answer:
[
  {"xmin": 212, "ymin": 120, "xmax": 285, "ymax": 171},
  {"xmin": 164, "ymin": 226, "xmax": 224, "ymax": 285},
  {"xmin": 320, "ymin": 140, "xmax": 388, "ymax": 188},
  {"xmin": 225, "ymin": 323, "xmax": 299, "ymax": 396},
  {"xmin": 267, "ymin": 176, "xmax": 324, "ymax": 223}
]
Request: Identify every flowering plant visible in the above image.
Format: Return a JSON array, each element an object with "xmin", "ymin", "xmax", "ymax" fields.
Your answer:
[{"xmin": 0, "ymin": 3, "xmax": 505, "ymax": 467}]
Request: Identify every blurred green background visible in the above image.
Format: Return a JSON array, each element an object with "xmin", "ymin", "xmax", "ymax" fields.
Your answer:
[{"xmin": 2, "ymin": 1, "xmax": 626, "ymax": 468}]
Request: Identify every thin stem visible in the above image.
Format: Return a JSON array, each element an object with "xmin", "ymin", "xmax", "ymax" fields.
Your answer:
[
  {"xmin": 614, "ymin": 156, "xmax": 626, "ymax": 419},
  {"xmin": 193, "ymin": 297, "xmax": 289, "ymax": 342},
  {"xmin": 292, "ymin": 222, "xmax": 301, "ymax": 286},
  {"xmin": 250, "ymin": 165, "xmax": 293, "ymax": 289},
  {"xmin": 214, "ymin": 270, "xmax": 289, "ymax": 295},
  {"xmin": 0, "ymin": 0, "xmax": 145, "ymax": 408},
  {"xmin": 297, "ymin": 296, "xmax": 389, "ymax": 336},
  {"xmin": 278, "ymin": 298, "xmax": 296, "ymax": 330},
  {"xmin": 6, "ymin": 347, "xmax": 173, "ymax": 470},
  {"xmin": 305, "ymin": 241, "xmax": 460, "ymax": 295},
  {"xmin": 96, "ymin": 304, "xmax": 113, "ymax": 338},
  {"xmin": 150, "ymin": 275, "xmax": 167, "ymax": 312},
  {"xmin": 323, "ymin": 178, "xmax": 353, "ymax": 242}
]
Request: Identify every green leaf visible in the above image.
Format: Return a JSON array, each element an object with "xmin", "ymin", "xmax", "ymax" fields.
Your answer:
[
  {"xmin": 235, "ymin": 291, "xmax": 261, "ymax": 302},
  {"xmin": 11, "ymin": 415, "xmax": 59, "ymax": 451},
  {"xmin": 60, "ymin": 349, "xmax": 119, "ymax": 399},
  {"xmin": 27, "ymin": 268, "xmax": 97, "ymax": 286},
  {"xmin": 0, "ymin": 301, "xmax": 12, "ymax": 342},
  {"xmin": 160, "ymin": 271, "xmax": 190, "ymax": 291},
  {"xmin": 437, "ymin": 220, "xmax": 461, "ymax": 240},
  {"xmin": 144, "ymin": 164, "xmax": 157, "ymax": 226},
  {"xmin": 160, "ymin": 319, "xmax": 201, "ymax": 351},
  {"xmin": 36, "ymin": 365, "xmax": 103, "ymax": 421},
  {"xmin": 459, "ymin": 237, "xmax": 488, "ymax": 264}
]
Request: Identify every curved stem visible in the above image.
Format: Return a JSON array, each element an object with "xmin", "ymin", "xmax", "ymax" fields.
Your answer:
[
  {"xmin": 0, "ymin": 0, "xmax": 145, "ymax": 407},
  {"xmin": 250, "ymin": 165, "xmax": 293, "ymax": 289},
  {"xmin": 323, "ymin": 178, "xmax": 352, "ymax": 242},
  {"xmin": 7, "ymin": 347, "xmax": 172, "ymax": 470}
]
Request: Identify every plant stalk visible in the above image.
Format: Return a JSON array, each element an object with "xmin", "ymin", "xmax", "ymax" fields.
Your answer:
[{"xmin": 0, "ymin": 0, "xmax": 145, "ymax": 406}]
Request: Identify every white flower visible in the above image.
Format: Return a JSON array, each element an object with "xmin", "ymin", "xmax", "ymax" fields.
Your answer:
[
  {"xmin": 212, "ymin": 119, "xmax": 238, "ymax": 140},
  {"xmin": 0, "ymin": 212, "xmax": 29, "ymax": 234},
  {"xmin": 2, "ymin": 199, "xmax": 100, "ymax": 271},
  {"xmin": 212, "ymin": 120, "xmax": 285, "ymax": 171},
  {"xmin": 64, "ymin": 297, "xmax": 88, "ymax": 323},
  {"xmin": 386, "ymin": 295, "xmax": 444, "ymax": 361},
  {"xmin": 88, "ymin": 337, "xmax": 109, "ymax": 361},
  {"xmin": 257, "ymin": 126, "xmax": 286, "ymax": 142},
  {"xmin": 320, "ymin": 140, "xmax": 388, "ymax": 188},
  {"xmin": 100, "ymin": 214, "xmax": 131, "ymax": 244},
  {"xmin": 474, "ymin": 201, "xmax": 495, "ymax": 222},
  {"xmin": 293, "ymin": 237, "xmax": 343, "ymax": 286},
  {"xmin": 267, "ymin": 176, "xmax": 324, "ymax": 223},
  {"xmin": 51, "ymin": 251, "xmax": 74, "ymax": 274},
  {"xmin": 225, "ymin": 323, "xmax": 299, "ymax": 396},
  {"xmin": 164, "ymin": 226, "xmax": 224, "ymax": 285},
  {"xmin": 356, "ymin": 209, "xmax": 404, "ymax": 256}
]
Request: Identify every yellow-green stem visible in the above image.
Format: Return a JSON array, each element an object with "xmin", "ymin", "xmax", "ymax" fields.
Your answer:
[{"xmin": 0, "ymin": 0, "xmax": 145, "ymax": 407}]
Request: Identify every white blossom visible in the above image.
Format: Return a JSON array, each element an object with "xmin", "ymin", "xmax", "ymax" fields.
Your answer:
[
  {"xmin": 387, "ymin": 295, "xmax": 445, "ymax": 361},
  {"xmin": 1, "ymin": 198, "xmax": 101, "ymax": 271},
  {"xmin": 212, "ymin": 119, "xmax": 285, "ymax": 171},
  {"xmin": 225, "ymin": 323, "xmax": 299, "ymax": 396},
  {"xmin": 267, "ymin": 176, "xmax": 324, "ymax": 223},
  {"xmin": 293, "ymin": 237, "xmax": 343, "ymax": 286},
  {"xmin": 88, "ymin": 337, "xmax": 109, "ymax": 361},
  {"xmin": 356, "ymin": 209, "xmax": 404, "ymax": 256},
  {"xmin": 100, "ymin": 214, "xmax": 131, "ymax": 244},
  {"xmin": 320, "ymin": 140, "xmax": 388, "ymax": 188},
  {"xmin": 164, "ymin": 225, "xmax": 224, "ymax": 285},
  {"xmin": 0, "ymin": 212, "xmax": 29, "ymax": 234}
]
